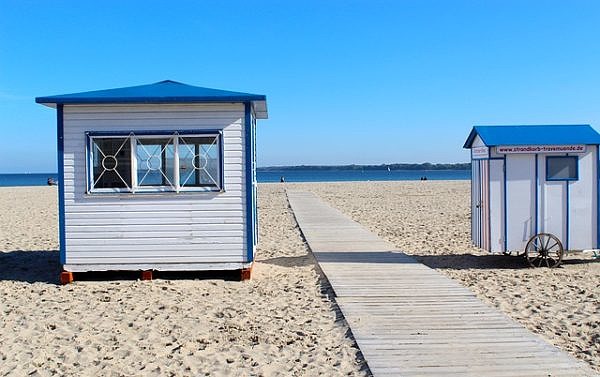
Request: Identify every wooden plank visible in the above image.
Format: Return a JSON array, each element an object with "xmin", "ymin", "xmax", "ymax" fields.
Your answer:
[{"xmin": 287, "ymin": 190, "xmax": 598, "ymax": 377}]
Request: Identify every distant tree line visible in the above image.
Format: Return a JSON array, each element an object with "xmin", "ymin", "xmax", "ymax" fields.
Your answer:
[{"xmin": 257, "ymin": 162, "xmax": 471, "ymax": 171}]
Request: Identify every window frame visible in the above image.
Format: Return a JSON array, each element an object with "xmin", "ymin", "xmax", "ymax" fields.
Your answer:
[
  {"xmin": 545, "ymin": 155, "xmax": 579, "ymax": 182},
  {"xmin": 85, "ymin": 130, "xmax": 224, "ymax": 194}
]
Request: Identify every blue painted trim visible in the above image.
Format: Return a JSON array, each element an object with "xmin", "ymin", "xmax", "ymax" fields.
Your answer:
[
  {"xmin": 218, "ymin": 132, "xmax": 225, "ymax": 192},
  {"xmin": 503, "ymin": 156, "xmax": 508, "ymax": 252},
  {"xmin": 88, "ymin": 129, "xmax": 222, "ymax": 136},
  {"xmin": 57, "ymin": 105, "xmax": 66, "ymax": 265},
  {"xmin": 244, "ymin": 103, "xmax": 254, "ymax": 263},
  {"xmin": 36, "ymin": 97, "xmax": 266, "ymax": 104},
  {"xmin": 545, "ymin": 155, "xmax": 579, "ymax": 181},
  {"xmin": 85, "ymin": 132, "xmax": 93, "ymax": 193},
  {"xmin": 534, "ymin": 154, "xmax": 538, "ymax": 236},
  {"xmin": 597, "ymin": 145, "xmax": 600, "ymax": 249},
  {"xmin": 252, "ymin": 116, "xmax": 258, "ymax": 245}
]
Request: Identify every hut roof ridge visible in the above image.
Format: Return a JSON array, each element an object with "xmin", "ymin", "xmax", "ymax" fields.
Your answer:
[{"xmin": 463, "ymin": 124, "xmax": 600, "ymax": 148}]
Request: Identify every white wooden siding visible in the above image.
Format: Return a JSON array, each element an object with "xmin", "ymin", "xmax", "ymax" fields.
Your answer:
[
  {"xmin": 489, "ymin": 159, "xmax": 504, "ymax": 253},
  {"xmin": 505, "ymin": 154, "xmax": 536, "ymax": 252},
  {"xmin": 568, "ymin": 148, "xmax": 597, "ymax": 249},
  {"xmin": 62, "ymin": 103, "xmax": 248, "ymax": 270}
]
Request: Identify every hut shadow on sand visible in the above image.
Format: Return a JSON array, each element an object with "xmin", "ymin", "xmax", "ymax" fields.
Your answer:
[
  {"xmin": 0, "ymin": 250, "xmax": 243, "ymax": 284},
  {"xmin": 414, "ymin": 252, "xmax": 598, "ymax": 270},
  {"xmin": 258, "ymin": 254, "xmax": 315, "ymax": 268},
  {"xmin": 0, "ymin": 250, "xmax": 61, "ymax": 284}
]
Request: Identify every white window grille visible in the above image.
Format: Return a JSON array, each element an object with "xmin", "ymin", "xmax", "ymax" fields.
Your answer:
[{"xmin": 87, "ymin": 131, "xmax": 222, "ymax": 193}]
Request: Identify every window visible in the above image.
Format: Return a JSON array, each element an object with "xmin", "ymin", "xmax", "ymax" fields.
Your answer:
[
  {"xmin": 136, "ymin": 137, "xmax": 176, "ymax": 187},
  {"xmin": 546, "ymin": 156, "xmax": 578, "ymax": 181},
  {"xmin": 178, "ymin": 136, "xmax": 220, "ymax": 188},
  {"xmin": 91, "ymin": 137, "xmax": 132, "ymax": 189},
  {"xmin": 87, "ymin": 132, "xmax": 222, "ymax": 193}
]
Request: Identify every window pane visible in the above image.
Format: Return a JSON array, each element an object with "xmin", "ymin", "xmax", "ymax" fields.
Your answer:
[
  {"xmin": 91, "ymin": 138, "xmax": 132, "ymax": 189},
  {"xmin": 547, "ymin": 157, "xmax": 577, "ymax": 180},
  {"xmin": 178, "ymin": 136, "xmax": 220, "ymax": 188},
  {"xmin": 136, "ymin": 138, "xmax": 175, "ymax": 187}
]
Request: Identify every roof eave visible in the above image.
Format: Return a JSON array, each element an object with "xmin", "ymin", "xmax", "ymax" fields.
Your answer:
[
  {"xmin": 35, "ymin": 96, "xmax": 269, "ymax": 118},
  {"xmin": 463, "ymin": 127, "xmax": 479, "ymax": 149}
]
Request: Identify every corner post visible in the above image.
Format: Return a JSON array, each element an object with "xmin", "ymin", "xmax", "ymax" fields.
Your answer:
[
  {"xmin": 244, "ymin": 102, "xmax": 255, "ymax": 264},
  {"xmin": 57, "ymin": 105, "xmax": 66, "ymax": 265}
]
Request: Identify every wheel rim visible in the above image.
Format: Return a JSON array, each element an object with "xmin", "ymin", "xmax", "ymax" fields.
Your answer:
[{"xmin": 525, "ymin": 233, "xmax": 564, "ymax": 268}]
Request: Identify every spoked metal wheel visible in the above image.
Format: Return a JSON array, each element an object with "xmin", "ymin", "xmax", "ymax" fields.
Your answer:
[{"xmin": 524, "ymin": 233, "xmax": 564, "ymax": 268}]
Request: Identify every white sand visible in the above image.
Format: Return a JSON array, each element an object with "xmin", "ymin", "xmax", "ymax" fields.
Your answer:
[
  {"xmin": 1, "ymin": 182, "xmax": 598, "ymax": 374},
  {"xmin": 293, "ymin": 180, "xmax": 600, "ymax": 373},
  {"xmin": 0, "ymin": 186, "xmax": 367, "ymax": 376}
]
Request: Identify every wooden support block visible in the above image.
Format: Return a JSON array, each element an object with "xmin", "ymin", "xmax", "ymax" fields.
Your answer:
[
  {"xmin": 240, "ymin": 265, "xmax": 252, "ymax": 281},
  {"xmin": 60, "ymin": 271, "xmax": 74, "ymax": 285},
  {"xmin": 141, "ymin": 270, "xmax": 153, "ymax": 281}
]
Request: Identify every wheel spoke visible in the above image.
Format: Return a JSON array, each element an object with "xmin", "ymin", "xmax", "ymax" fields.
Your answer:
[
  {"xmin": 537, "ymin": 256, "xmax": 544, "ymax": 267},
  {"xmin": 528, "ymin": 255, "xmax": 540, "ymax": 265},
  {"xmin": 543, "ymin": 234, "xmax": 551, "ymax": 250}
]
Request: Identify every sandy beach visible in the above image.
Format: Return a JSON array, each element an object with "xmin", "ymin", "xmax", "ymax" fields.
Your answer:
[
  {"xmin": 0, "ymin": 186, "xmax": 367, "ymax": 376},
  {"xmin": 1, "ymin": 182, "xmax": 598, "ymax": 375},
  {"xmin": 293, "ymin": 181, "xmax": 600, "ymax": 373}
]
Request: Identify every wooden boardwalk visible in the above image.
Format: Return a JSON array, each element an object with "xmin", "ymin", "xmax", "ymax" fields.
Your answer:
[{"xmin": 287, "ymin": 191, "xmax": 597, "ymax": 377}]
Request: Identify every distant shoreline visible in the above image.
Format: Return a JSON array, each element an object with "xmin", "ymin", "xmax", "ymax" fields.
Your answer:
[{"xmin": 257, "ymin": 163, "xmax": 470, "ymax": 171}]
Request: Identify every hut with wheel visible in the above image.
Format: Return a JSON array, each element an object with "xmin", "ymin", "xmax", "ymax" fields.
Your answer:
[
  {"xmin": 36, "ymin": 80, "xmax": 267, "ymax": 282},
  {"xmin": 463, "ymin": 125, "xmax": 600, "ymax": 267}
]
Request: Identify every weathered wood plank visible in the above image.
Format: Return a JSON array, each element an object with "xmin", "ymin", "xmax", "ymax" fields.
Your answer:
[{"xmin": 287, "ymin": 190, "xmax": 598, "ymax": 377}]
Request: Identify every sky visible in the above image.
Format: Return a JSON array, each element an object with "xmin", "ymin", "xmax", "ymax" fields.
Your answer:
[{"xmin": 1, "ymin": 0, "xmax": 600, "ymax": 172}]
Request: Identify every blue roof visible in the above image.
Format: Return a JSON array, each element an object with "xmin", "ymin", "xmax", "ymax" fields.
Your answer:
[
  {"xmin": 463, "ymin": 125, "xmax": 600, "ymax": 148},
  {"xmin": 36, "ymin": 80, "xmax": 268, "ymax": 118}
]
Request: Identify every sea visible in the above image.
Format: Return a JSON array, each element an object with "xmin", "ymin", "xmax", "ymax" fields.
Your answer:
[{"xmin": 0, "ymin": 170, "xmax": 470, "ymax": 187}]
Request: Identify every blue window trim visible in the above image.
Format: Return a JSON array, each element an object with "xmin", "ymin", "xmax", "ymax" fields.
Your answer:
[
  {"xmin": 545, "ymin": 155, "xmax": 579, "ymax": 181},
  {"xmin": 85, "ymin": 130, "xmax": 224, "ymax": 194},
  {"xmin": 57, "ymin": 105, "xmax": 66, "ymax": 265},
  {"xmin": 244, "ymin": 102, "xmax": 255, "ymax": 263}
]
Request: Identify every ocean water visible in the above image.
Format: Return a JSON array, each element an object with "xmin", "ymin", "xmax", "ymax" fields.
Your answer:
[
  {"xmin": 0, "ymin": 170, "xmax": 470, "ymax": 187},
  {"xmin": 0, "ymin": 173, "xmax": 59, "ymax": 187},
  {"xmin": 257, "ymin": 169, "xmax": 470, "ymax": 183}
]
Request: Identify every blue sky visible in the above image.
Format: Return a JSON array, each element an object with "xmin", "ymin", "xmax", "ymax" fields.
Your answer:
[{"xmin": 1, "ymin": 1, "xmax": 600, "ymax": 172}]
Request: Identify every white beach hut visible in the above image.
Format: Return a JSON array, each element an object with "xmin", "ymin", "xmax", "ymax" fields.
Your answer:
[
  {"xmin": 36, "ymin": 80, "xmax": 267, "ymax": 283},
  {"xmin": 463, "ymin": 125, "xmax": 600, "ymax": 267}
]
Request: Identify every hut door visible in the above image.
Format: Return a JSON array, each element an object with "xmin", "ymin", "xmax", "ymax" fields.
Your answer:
[
  {"xmin": 472, "ymin": 161, "xmax": 481, "ymax": 247},
  {"xmin": 472, "ymin": 160, "xmax": 490, "ymax": 250}
]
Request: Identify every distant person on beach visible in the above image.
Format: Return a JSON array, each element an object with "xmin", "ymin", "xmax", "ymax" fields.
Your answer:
[
  {"xmin": 47, "ymin": 177, "xmax": 57, "ymax": 186},
  {"xmin": 280, "ymin": 176, "xmax": 285, "ymax": 183}
]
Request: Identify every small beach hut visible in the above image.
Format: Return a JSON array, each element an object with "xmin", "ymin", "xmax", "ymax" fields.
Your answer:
[
  {"xmin": 463, "ymin": 125, "xmax": 600, "ymax": 265},
  {"xmin": 36, "ymin": 80, "xmax": 267, "ymax": 282}
]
